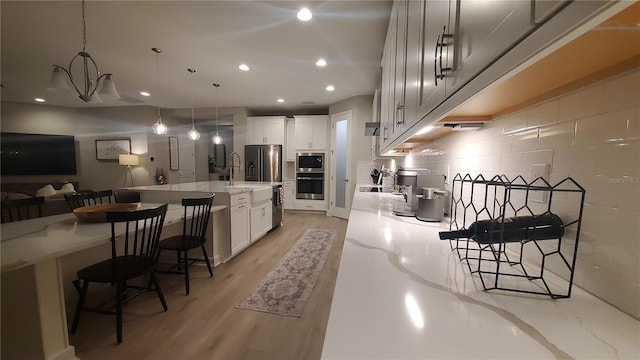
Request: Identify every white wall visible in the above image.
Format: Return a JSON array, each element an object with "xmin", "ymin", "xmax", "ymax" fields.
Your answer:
[
  {"xmin": 403, "ymin": 69, "xmax": 640, "ymax": 318},
  {"xmin": 0, "ymin": 103, "xmax": 248, "ymax": 190}
]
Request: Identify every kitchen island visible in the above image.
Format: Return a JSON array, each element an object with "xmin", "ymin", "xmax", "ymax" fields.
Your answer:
[
  {"xmin": 321, "ymin": 187, "xmax": 639, "ymax": 359},
  {"xmin": 128, "ymin": 180, "xmax": 282, "ymax": 262}
]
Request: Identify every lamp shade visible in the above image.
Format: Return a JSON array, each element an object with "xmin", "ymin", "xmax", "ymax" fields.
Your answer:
[
  {"xmin": 98, "ymin": 74, "xmax": 121, "ymax": 100},
  {"xmin": 47, "ymin": 67, "xmax": 71, "ymax": 92},
  {"xmin": 119, "ymin": 154, "xmax": 140, "ymax": 166}
]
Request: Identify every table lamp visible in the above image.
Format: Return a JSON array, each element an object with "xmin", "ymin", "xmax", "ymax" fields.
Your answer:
[{"xmin": 119, "ymin": 154, "xmax": 140, "ymax": 187}]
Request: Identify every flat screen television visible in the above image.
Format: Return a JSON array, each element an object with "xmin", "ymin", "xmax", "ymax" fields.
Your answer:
[{"xmin": 1, "ymin": 132, "xmax": 77, "ymax": 175}]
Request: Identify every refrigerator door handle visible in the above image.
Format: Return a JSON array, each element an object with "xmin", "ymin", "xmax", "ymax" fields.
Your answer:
[{"xmin": 259, "ymin": 148, "xmax": 264, "ymax": 182}]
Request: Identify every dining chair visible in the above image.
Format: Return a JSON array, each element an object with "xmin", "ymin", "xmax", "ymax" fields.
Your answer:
[
  {"xmin": 114, "ymin": 190, "xmax": 141, "ymax": 203},
  {"xmin": 1, "ymin": 196, "xmax": 45, "ymax": 223},
  {"xmin": 64, "ymin": 192, "xmax": 96, "ymax": 211},
  {"xmin": 92, "ymin": 189, "xmax": 114, "ymax": 204},
  {"xmin": 156, "ymin": 194, "xmax": 215, "ymax": 295},
  {"xmin": 70, "ymin": 203, "xmax": 169, "ymax": 344}
]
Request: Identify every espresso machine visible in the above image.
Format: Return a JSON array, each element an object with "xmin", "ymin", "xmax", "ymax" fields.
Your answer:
[{"xmin": 393, "ymin": 168, "xmax": 448, "ymax": 221}]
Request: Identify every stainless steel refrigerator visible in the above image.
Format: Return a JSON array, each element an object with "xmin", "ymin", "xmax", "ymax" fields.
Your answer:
[{"xmin": 245, "ymin": 145, "xmax": 282, "ymax": 182}]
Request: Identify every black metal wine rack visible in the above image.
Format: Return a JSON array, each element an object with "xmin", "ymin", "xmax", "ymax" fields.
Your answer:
[{"xmin": 448, "ymin": 173, "xmax": 586, "ymax": 299}]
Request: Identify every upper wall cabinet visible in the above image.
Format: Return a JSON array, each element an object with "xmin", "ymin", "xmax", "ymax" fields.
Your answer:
[
  {"xmin": 416, "ymin": 0, "xmax": 533, "ymax": 121},
  {"xmin": 247, "ymin": 116, "xmax": 285, "ymax": 145},
  {"xmin": 379, "ymin": 0, "xmax": 615, "ymax": 154},
  {"xmin": 294, "ymin": 115, "xmax": 328, "ymax": 151},
  {"xmin": 285, "ymin": 118, "xmax": 296, "ymax": 161}
]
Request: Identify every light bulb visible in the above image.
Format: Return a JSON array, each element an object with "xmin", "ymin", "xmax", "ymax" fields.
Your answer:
[
  {"xmin": 188, "ymin": 127, "xmax": 200, "ymax": 140},
  {"xmin": 153, "ymin": 119, "xmax": 167, "ymax": 135},
  {"xmin": 213, "ymin": 133, "xmax": 222, "ymax": 144}
]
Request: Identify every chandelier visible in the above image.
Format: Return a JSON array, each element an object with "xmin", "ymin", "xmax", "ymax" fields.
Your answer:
[
  {"xmin": 151, "ymin": 48, "xmax": 167, "ymax": 134},
  {"xmin": 47, "ymin": 0, "xmax": 120, "ymax": 103},
  {"xmin": 187, "ymin": 68, "xmax": 200, "ymax": 141},
  {"xmin": 212, "ymin": 83, "xmax": 222, "ymax": 144}
]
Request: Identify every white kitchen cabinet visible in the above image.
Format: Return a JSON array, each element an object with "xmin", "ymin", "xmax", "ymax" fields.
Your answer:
[
  {"xmin": 295, "ymin": 199, "xmax": 327, "ymax": 211},
  {"xmin": 294, "ymin": 115, "xmax": 328, "ymax": 150},
  {"xmin": 250, "ymin": 201, "xmax": 272, "ymax": 242},
  {"xmin": 229, "ymin": 193, "xmax": 250, "ymax": 255},
  {"xmin": 282, "ymin": 180, "xmax": 295, "ymax": 210},
  {"xmin": 415, "ymin": 0, "xmax": 450, "ymax": 120},
  {"xmin": 446, "ymin": 0, "xmax": 532, "ymax": 97},
  {"xmin": 285, "ymin": 119, "xmax": 296, "ymax": 161},
  {"xmin": 247, "ymin": 116, "xmax": 285, "ymax": 145}
]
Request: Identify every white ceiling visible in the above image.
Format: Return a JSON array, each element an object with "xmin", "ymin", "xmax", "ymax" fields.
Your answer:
[{"xmin": 1, "ymin": 1, "xmax": 392, "ymax": 114}]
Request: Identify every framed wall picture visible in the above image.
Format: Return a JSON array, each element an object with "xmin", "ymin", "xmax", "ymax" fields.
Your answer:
[
  {"xmin": 95, "ymin": 139, "xmax": 131, "ymax": 161},
  {"xmin": 169, "ymin": 136, "xmax": 179, "ymax": 170}
]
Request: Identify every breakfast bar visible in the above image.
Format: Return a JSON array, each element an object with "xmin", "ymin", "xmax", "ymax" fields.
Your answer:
[
  {"xmin": 321, "ymin": 188, "xmax": 640, "ymax": 359},
  {"xmin": 0, "ymin": 202, "xmax": 224, "ymax": 360}
]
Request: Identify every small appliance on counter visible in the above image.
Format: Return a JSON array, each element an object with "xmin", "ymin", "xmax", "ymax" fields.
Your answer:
[
  {"xmin": 392, "ymin": 168, "xmax": 447, "ymax": 218},
  {"xmin": 416, "ymin": 187, "xmax": 448, "ymax": 222}
]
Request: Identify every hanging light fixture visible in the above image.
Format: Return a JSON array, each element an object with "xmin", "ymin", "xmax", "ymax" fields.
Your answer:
[
  {"xmin": 187, "ymin": 68, "xmax": 200, "ymax": 141},
  {"xmin": 212, "ymin": 83, "xmax": 222, "ymax": 144},
  {"xmin": 151, "ymin": 48, "xmax": 167, "ymax": 135},
  {"xmin": 47, "ymin": 0, "xmax": 120, "ymax": 102}
]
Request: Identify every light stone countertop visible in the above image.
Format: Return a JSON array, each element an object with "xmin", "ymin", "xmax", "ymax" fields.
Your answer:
[
  {"xmin": 0, "ymin": 203, "xmax": 226, "ymax": 273},
  {"xmin": 127, "ymin": 180, "xmax": 279, "ymax": 195},
  {"xmin": 321, "ymin": 185, "xmax": 640, "ymax": 359}
]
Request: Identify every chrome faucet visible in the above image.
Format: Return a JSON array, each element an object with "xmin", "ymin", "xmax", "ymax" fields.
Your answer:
[{"xmin": 230, "ymin": 152, "xmax": 241, "ymax": 186}]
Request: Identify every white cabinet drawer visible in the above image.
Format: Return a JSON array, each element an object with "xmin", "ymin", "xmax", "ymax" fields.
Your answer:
[
  {"xmin": 230, "ymin": 193, "xmax": 250, "ymax": 207},
  {"xmin": 295, "ymin": 199, "xmax": 326, "ymax": 211}
]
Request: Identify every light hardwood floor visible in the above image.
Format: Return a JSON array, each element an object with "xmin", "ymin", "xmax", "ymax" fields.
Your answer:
[{"xmin": 70, "ymin": 212, "xmax": 348, "ymax": 360}]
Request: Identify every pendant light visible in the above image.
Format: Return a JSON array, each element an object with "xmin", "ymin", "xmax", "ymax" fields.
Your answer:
[
  {"xmin": 212, "ymin": 83, "xmax": 222, "ymax": 144},
  {"xmin": 151, "ymin": 48, "xmax": 167, "ymax": 135},
  {"xmin": 48, "ymin": 0, "xmax": 120, "ymax": 102},
  {"xmin": 187, "ymin": 68, "xmax": 200, "ymax": 141}
]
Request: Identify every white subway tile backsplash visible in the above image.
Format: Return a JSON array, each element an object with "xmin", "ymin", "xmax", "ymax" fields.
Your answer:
[
  {"xmin": 603, "ymin": 69, "xmax": 640, "ymax": 112},
  {"xmin": 511, "ymin": 128, "xmax": 539, "ymax": 152},
  {"xmin": 500, "ymin": 152, "xmax": 524, "ymax": 173},
  {"xmin": 527, "ymin": 99, "xmax": 559, "ymax": 129},
  {"xmin": 523, "ymin": 149, "xmax": 554, "ymax": 175},
  {"xmin": 538, "ymin": 121, "xmax": 575, "ymax": 150},
  {"xmin": 575, "ymin": 112, "xmax": 627, "ymax": 147},
  {"xmin": 625, "ymin": 106, "xmax": 640, "ymax": 142},
  {"xmin": 558, "ymin": 84, "xmax": 604, "ymax": 122},
  {"xmin": 424, "ymin": 71, "xmax": 640, "ymax": 317},
  {"xmin": 501, "ymin": 111, "xmax": 527, "ymax": 134},
  {"xmin": 595, "ymin": 142, "xmax": 640, "ymax": 177}
]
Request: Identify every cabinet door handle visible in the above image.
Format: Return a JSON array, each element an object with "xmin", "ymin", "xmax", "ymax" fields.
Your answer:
[
  {"xmin": 383, "ymin": 126, "xmax": 388, "ymax": 141},
  {"xmin": 438, "ymin": 26, "xmax": 454, "ymax": 79},
  {"xmin": 434, "ymin": 34, "xmax": 441, "ymax": 86},
  {"xmin": 395, "ymin": 102, "xmax": 404, "ymax": 126}
]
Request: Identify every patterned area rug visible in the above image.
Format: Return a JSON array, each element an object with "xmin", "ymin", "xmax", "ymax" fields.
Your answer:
[{"xmin": 235, "ymin": 228, "xmax": 336, "ymax": 317}]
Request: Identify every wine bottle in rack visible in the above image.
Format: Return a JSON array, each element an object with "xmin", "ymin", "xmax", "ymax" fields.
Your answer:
[{"xmin": 439, "ymin": 213, "xmax": 564, "ymax": 244}]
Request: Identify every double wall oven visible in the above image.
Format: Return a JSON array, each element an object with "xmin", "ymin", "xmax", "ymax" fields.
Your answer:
[{"xmin": 296, "ymin": 152, "xmax": 324, "ymax": 200}]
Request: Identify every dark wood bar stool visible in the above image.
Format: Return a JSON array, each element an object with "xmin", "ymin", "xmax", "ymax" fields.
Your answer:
[
  {"xmin": 156, "ymin": 194, "xmax": 215, "ymax": 295},
  {"xmin": 1, "ymin": 196, "xmax": 45, "ymax": 223},
  {"xmin": 70, "ymin": 203, "xmax": 169, "ymax": 344}
]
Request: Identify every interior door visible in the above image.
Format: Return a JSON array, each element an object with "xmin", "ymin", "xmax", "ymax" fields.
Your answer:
[{"xmin": 330, "ymin": 111, "xmax": 351, "ymax": 219}]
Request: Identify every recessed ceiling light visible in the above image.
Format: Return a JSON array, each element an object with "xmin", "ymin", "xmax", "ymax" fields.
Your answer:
[
  {"xmin": 239, "ymin": 64, "xmax": 250, "ymax": 71},
  {"xmin": 34, "ymin": 98, "xmax": 45, "ymax": 103},
  {"xmin": 316, "ymin": 58, "xmax": 327, "ymax": 67},
  {"xmin": 140, "ymin": 91, "xmax": 151, "ymax": 97},
  {"xmin": 277, "ymin": 98, "xmax": 285, "ymax": 103},
  {"xmin": 326, "ymin": 85, "xmax": 335, "ymax": 91},
  {"xmin": 297, "ymin": 8, "xmax": 312, "ymax": 21}
]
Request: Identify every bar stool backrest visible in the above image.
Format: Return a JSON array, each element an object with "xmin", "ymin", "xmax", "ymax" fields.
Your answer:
[{"xmin": 1, "ymin": 196, "xmax": 45, "ymax": 223}]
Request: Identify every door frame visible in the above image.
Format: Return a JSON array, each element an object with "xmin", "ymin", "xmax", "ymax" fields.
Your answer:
[{"xmin": 329, "ymin": 110, "xmax": 352, "ymax": 219}]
